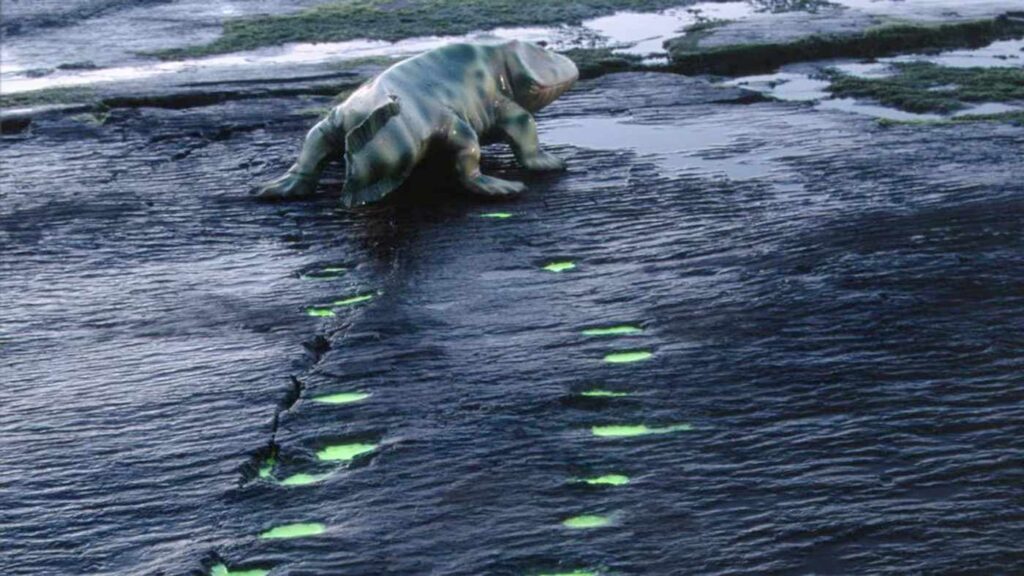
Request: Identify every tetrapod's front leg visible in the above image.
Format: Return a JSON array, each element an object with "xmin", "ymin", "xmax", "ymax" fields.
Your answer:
[
  {"xmin": 257, "ymin": 116, "xmax": 343, "ymax": 201},
  {"xmin": 495, "ymin": 100, "xmax": 566, "ymax": 172},
  {"xmin": 446, "ymin": 115, "xmax": 526, "ymax": 197}
]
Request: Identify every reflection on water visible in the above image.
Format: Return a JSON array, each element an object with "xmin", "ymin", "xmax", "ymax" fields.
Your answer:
[
  {"xmin": 889, "ymin": 39, "xmax": 1024, "ymax": 69},
  {"xmin": 541, "ymin": 116, "xmax": 779, "ymax": 180},
  {"xmin": 725, "ymin": 72, "xmax": 833, "ymax": 101},
  {"xmin": 817, "ymin": 98, "xmax": 944, "ymax": 121}
]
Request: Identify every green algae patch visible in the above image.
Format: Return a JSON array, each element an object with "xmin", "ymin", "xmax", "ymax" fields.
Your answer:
[
  {"xmin": 316, "ymin": 442, "xmax": 378, "ymax": 462},
  {"xmin": 591, "ymin": 423, "xmax": 692, "ymax": 437},
  {"xmin": 155, "ymin": 0, "xmax": 716, "ymax": 59},
  {"xmin": 582, "ymin": 325, "xmax": 643, "ymax": 337},
  {"xmin": 827, "ymin": 62, "xmax": 1024, "ymax": 114},
  {"xmin": 583, "ymin": 474, "xmax": 630, "ymax": 486},
  {"xmin": 543, "ymin": 261, "xmax": 576, "ymax": 273},
  {"xmin": 210, "ymin": 564, "xmax": 269, "ymax": 576},
  {"xmin": 580, "ymin": 389, "xmax": 630, "ymax": 398},
  {"xmin": 603, "ymin": 350, "xmax": 652, "ymax": 364},
  {"xmin": 280, "ymin": 472, "xmax": 332, "ymax": 486},
  {"xmin": 312, "ymin": 391, "xmax": 371, "ymax": 405},
  {"xmin": 332, "ymin": 294, "xmax": 374, "ymax": 307},
  {"xmin": 0, "ymin": 86, "xmax": 96, "ymax": 110},
  {"xmin": 259, "ymin": 522, "xmax": 326, "ymax": 539},
  {"xmin": 306, "ymin": 306, "xmax": 336, "ymax": 318},
  {"xmin": 562, "ymin": 514, "xmax": 611, "ymax": 529},
  {"xmin": 667, "ymin": 16, "xmax": 1024, "ymax": 77},
  {"xmin": 480, "ymin": 212, "xmax": 513, "ymax": 219}
]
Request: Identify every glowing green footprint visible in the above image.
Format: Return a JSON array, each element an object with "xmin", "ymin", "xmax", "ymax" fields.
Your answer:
[
  {"xmin": 259, "ymin": 522, "xmax": 325, "ymax": 539},
  {"xmin": 257, "ymin": 455, "xmax": 276, "ymax": 479},
  {"xmin": 591, "ymin": 424, "xmax": 692, "ymax": 438},
  {"xmin": 312, "ymin": 392, "xmax": 371, "ymax": 405},
  {"xmin": 582, "ymin": 474, "xmax": 630, "ymax": 486},
  {"xmin": 301, "ymin": 267, "xmax": 346, "ymax": 280},
  {"xmin": 316, "ymin": 442, "xmax": 377, "ymax": 462},
  {"xmin": 307, "ymin": 293, "xmax": 375, "ymax": 317},
  {"xmin": 603, "ymin": 350, "xmax": 652, "ymax": 364},
  {"xmin": 332, "ymin": 294, "xmax": 374, "ymax": 307},
  {"xmin": 562, "ymin": 514, "xmax": 611, "ymax": 529},
  {"xmin": 480, "ymin": 212, "xmax": 513, "ymax": 219},
  {"xmin": 543, "ymin": 261, "xmax": 576, "ymax": 273},
  {"xmin": 581, "ymin": 325, "xmax": 643, "ymax": 337},
  {"xmin": 210, "ymin": 564, "xmax": 269, "ymax": 576},
  {"xmin": 579, "ymin": 389, "xmax": 629, "ymax": 398}
]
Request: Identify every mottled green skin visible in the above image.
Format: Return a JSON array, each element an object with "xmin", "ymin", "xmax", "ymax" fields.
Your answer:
[{"xmin": 258, "ymin": 40, "xmax": 578, "ymax": 206}]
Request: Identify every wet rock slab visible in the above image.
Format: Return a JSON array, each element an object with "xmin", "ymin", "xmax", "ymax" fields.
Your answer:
[
  {"xmin": 5, "ymin": 69, "xmax": 1023, "ymax": 574},
  {"xmin": 665, "ymin": 3, "xmax": 1024, "ymax": 76}
]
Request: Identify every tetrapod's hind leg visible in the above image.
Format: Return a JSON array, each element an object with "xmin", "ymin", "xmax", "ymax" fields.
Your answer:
[
  {"xmin": 257, "ymin": 113, "xmax": 344, "ymax": 201},
  {"xmin": 445, "ymin": 115, "xmax": 525, "ymax": 197}
]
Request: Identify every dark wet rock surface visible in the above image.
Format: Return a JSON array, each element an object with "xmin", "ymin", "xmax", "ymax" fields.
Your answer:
[
  {"xmin": 4, "ymin": 70, "xmax": 1023, "ymax": 575},
  {"xmin": 665, "ymin": 9, "xmax": 1024, "ymax": 76}
]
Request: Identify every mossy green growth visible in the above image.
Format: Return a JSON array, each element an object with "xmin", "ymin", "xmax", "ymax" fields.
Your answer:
[
  {"xmin": 562, "ymin": 47, "xmax": 645, "ymax": 80},
  {"xmin": 667, "ymin": 15, "xmax": 1024, "ymax": 76},
  {"xmin": 580, "ymin": 389, "xmax": 630, "ymax": 398},
  {"xmin": 480, "ymin": 212, "xmax": 514, "ymax": 219},
  {"xmin": 306, "ymin": 306, "xmax": 336, "ymax": 318},
  {"xmin": 583, "ymin": 474, "xmax": 630, "ymax": 486},
  {"xmin": 603, "ymin": 350, "xmax": 652, "ymax": 363},
  {"xmin": 332, "ymin": 294, "xmax": 374, "ymax": 307},
  {"xmin": 155, "ymin": 0, "xmax": 702, "ymax": 59},
  {"xmin": 543, "ymin": 261, "xmax": 576, "ymax": 273},
  {"xmin": 316, "ymin": 442, "xmax": 378, "ymax": 462},
  {"xmin": 280, "ymin": 472, "xmax": 332, "ymax": 486},
  {"xmin": 877, "ymin": 110, "xmax": 1024, "ymax": 127},
  {"xmin": 827, "ymin": 62, "xmax": 1024, "ymax": 114},
  {"xmin": 582, "ymin": 325, "xmax": 643, "ymax": 337},
  {"xmin": 0, "ymin": 86, "xmax": 96, "ymax": 109},
  {"xmin": 312, "ymin": 391, "xmax": 371, "ymax": 405},
  {"xmin": 210, "ymin": 564, "xmax": 269, "ymax": 576},
  {"xmin": 562, "ymin": 514, "xmax": 611, "ymax": 529},
  {"xmin": 259, "ymin": 522, "xmax": 326, "ymax": 539},
  {"xmin": 591, "ymin": 423, "xmax": 692, "ymax": 437}
]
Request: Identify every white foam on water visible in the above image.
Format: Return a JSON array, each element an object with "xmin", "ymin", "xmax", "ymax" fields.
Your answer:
[
  {"xmin": 1, "ymin": 2, "xmax": 757, "ymax": 94},
  {"xmin": 816, "ymin": 98, "xmax": 944, "ymax": 121},
  {"xmin": 583, "ymin": 1, "xmax": 755, "ymax": 56},
  {"xmin": 0, "ymin": 27, "xmax": 560, "ymax": 94},
  {"xmin": 889, "ymin": 39, "xmax": 1024, "ymax": 69},
  {"xmin": 540, "ymin": 115, "xmax": 780, "ymax": 180},
  {"xmin": 724, "ymin": 72, "xmax": 832, "ymax": 101}
]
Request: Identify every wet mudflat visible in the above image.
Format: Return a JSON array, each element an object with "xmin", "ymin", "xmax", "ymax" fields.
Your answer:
[{"xmin": 3, "ymin": 68, "xmax": 1023, "ymax": 575}]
